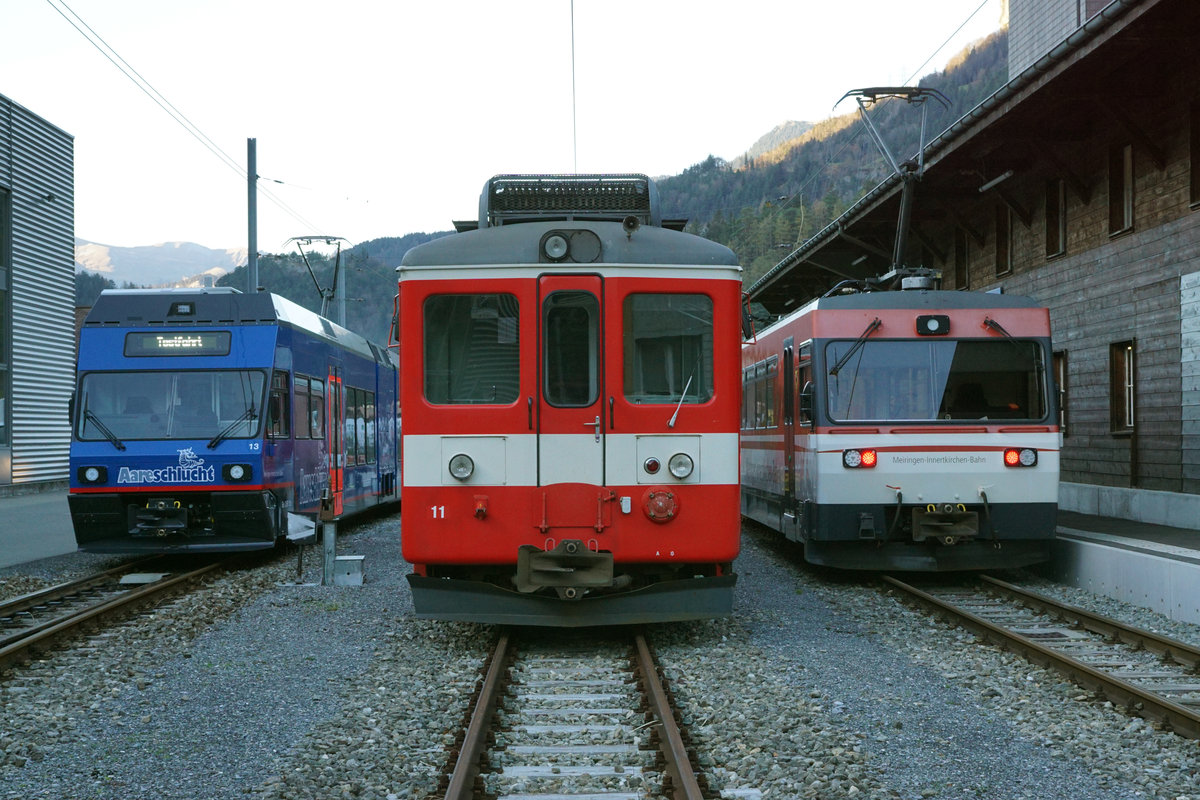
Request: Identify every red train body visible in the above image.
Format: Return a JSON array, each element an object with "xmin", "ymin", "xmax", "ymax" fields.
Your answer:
[{"xmin": 397, "ymin": 175, "xmax": 742, "ymax": 625}]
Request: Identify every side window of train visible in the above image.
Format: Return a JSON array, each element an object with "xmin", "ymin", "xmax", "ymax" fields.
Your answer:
[
  {"xmin": 345, "ymin": 387, "xmax": 361, "ymax": 465},
  {"xmin": 342, "ymin": 387, "xmax": 376, "ymax": 465},
  {"xmin": 364, "ymin": 390, "xmax": 376, "ymax": 463},
  {"xmin": 268, "ymin": 372, "xmax": 290, "ymax": 439},
  {"xmin": 798, "ymin": 346, "xmax": 813, "ymax": 427},
  {"xmin": 424, "ymin": 293, "xmax": 520, "ymax": 405},
  {"xmin": 741, "ymin": 357, "xmax": 778, "ymax": 429},
  {"xmin": 763, "ymin": 357, "xmax": 777, "ymax": 428},
  {"xmin": 623, "ymin": 294, "xmax": 714, "ymax": 404},
  {"xmin": 309, "ymin": 378, "xmax": 326, "ymax": 439},
  {"xmin": 741, "ymin": 367, "xmax": 754, "ymax": 430},
  {"xmin": 293, "ymin": 376, "xmax": 311, "ymax": 439}
]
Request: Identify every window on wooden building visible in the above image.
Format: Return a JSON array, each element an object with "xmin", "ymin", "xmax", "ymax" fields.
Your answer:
[
  {"xmin": 995, "ymin": 206, "xmax": 1013, "ymax": 276},
  {"xmin": 954, "ymin": 227, "xmax": 969, "ymax": 289},
  {"xmin": 1108, "ymin": 143, "xmax": 1134, "ymax": 235},
  {"xmin": 1190, "ymin": 103, "xmax": 1200, "ymax": 207},
  {"xmin": 1053, "ymin": 350, "xmax": 1068, "ymax": 437},
  {"xmin": 1109, "ymin": 340, "xmax": 1135, "ymax": 434},
  {"xmin": 1046, "ymin": 179, "xmax": 1066, "ymax": 258}
]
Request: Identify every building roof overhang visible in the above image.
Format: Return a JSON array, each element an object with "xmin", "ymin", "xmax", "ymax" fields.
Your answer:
[{"xmin": 746, "ymin": 0, "xmax": 1195, "ymax": 315}]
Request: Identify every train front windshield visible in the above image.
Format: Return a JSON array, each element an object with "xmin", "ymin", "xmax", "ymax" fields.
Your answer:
[
  {"xmin": 825, "ymin": 339, "xmax": 1047, "ymax": 422},
  {"xmin": 76, "ymin": 370, "xmax": 266, "ymax": 442}
]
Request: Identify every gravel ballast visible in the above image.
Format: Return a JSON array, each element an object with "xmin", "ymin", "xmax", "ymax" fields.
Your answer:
[{"xmin": 1, "ymin": 516, "xmax": 1197, "ymax": 799}]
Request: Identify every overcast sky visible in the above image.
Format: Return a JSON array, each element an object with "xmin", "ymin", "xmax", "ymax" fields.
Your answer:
[{"xmin": 4, "ymin": 0, "xmax": 1005, "ymax": 253}]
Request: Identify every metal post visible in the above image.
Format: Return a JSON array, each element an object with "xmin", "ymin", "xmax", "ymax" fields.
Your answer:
[
  {"xmin": 322, "ymin": 520, "xmax": 337, "ymax": 586},
  {"xmin": 336, "ymin": 250, "xmax": 346, "ymax": 327},
  {"xmin": 247, "ymin": 138, "xmax": 258, "ymax": 292}
]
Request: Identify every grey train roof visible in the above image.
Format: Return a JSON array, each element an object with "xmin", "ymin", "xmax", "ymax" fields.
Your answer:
[
  {"xmin": 402, "ymin": 174, "xmax": 738, "ymax": 269},
  {"xmin": 400, "ymin": 219, "xmax": 738, "ymax": 268}
]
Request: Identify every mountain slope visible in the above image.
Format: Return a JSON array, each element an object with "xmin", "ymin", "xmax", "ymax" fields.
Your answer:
[
  {"xmin": 75, "ymin": 239, "xmax": 248, "ymax": 287},
  {"xmin": 657, "ymin": 29, "xmax": 1008, "ymax": 284}
]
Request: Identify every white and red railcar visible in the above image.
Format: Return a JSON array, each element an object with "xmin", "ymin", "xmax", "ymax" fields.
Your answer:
[
  {"xmin": 741, "ymin": 284, "xmax": 1060, "ymax": 571},
  {"xmin": 397, "ymin": 174, "xmax": 742, "ymax": 625}
]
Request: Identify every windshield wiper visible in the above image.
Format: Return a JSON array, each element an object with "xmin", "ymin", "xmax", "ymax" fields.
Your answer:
[
  {"xmin": 829, "ymin": 317, "xmax": 881, "ymax": 376},
  {"xmin": 207, "ymin": 406, "xmax": 257, "ymax": 449},
  {"xmin": 983, "ymin": 316, "xmax": 1014, "ymax": 338},
  {"xmin": 667, "ymin": 374, "xmax": 694, "ymax": 429},
  {"xmin": 85, "ymin": 410, "xmax": 126, "ymax": 451}
]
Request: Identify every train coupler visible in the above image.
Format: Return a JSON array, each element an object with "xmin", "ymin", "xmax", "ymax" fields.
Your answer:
[
  {"xmin": 515, "ymin": 539, "xmax": 614, "ymax": 599},
  {"xmin": 911, "ymin": 504, "xmax": 979, "ymax": 546},
  {"xmin": 129, "ymin": 497, "xmax": 188, "ymax": 538}
]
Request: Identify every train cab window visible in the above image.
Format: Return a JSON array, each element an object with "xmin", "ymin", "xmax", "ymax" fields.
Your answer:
[
  {"xmin": 76, "ymin": 370, "xmax": 265, "ymax": 442},
  {"xmin": 424, "ymin": 294, "xmax": 520, "ymax": 405},
  {"xmin": 268, "ymin": 372, "xmax": 290, "ymax": 439},
  {"xmin": 544, "ymin": 291, "xmax": 599, "ymax": 407},
  {"xmin": 825, "ymin": 339, "xmax": 1047, "ymax": 423},
  {"xmin": 622, "ymin": 294, "xmax": 713, "ymax": 404}
]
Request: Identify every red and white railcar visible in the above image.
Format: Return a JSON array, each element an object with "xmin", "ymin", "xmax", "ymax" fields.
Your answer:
[
  {"xmin": 741, "ymin": 282, "xmax": 1060, "ymax": 571},
  {"xmin": 396, "ymin": 174, "xmax": 741, "ymax": 625}
]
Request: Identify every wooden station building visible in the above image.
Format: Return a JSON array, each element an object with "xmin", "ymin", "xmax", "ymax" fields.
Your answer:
[{"xmin": 747, "ymin": 0, "xmax": 1200, "ymax": 526}]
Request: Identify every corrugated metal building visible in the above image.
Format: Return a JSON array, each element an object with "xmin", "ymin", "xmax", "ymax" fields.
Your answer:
[{"xmin": 0, "ymin": 94, "xmax": 75, "ymax": 490}]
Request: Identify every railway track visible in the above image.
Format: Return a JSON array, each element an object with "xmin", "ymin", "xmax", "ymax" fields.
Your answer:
[
  {"xmin": 883, "ymin": 573, "xmax": 1200, "ymax": 738},
  {"xmin": 0, "ymin": 557, "xmax": 227, "ymax": 672},
  {"xmin": 442, "ymin": 628, "xmax": 705, "ymax": 800}
]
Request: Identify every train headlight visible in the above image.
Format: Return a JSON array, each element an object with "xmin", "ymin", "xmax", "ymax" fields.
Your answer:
[
  {"xmin": 78, "ymin": 466, "xmax": 107, "ymax": 484},
  {"xmin": 667, "ymin": 453, "xmax": 694, "ymax": 479},
  {"xmin": 1003, "ymin": 447, "xmax": 1037, "ymax": 467},
  {"xmin": 448, "ymin": 453, "xmax": 475, "ymax": 481},
  {"xmin": 843, "ymin": 449, "xmax": 877, "ymax": 469},
  {"xmin": 223, "ymin": 463, "xmax": 252, "ymax": 482},
  {"xmin": 541, "ymin": 233, "xmax": 569, "ymax": 262}
]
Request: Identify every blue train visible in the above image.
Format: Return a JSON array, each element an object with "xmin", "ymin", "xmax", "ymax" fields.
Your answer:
[{"xmin": 68, "ymin": 288, "xmax": 399, "ymax": 553}]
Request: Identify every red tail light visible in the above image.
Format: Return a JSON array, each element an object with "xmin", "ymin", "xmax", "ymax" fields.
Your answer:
[
  {"xmin": 843, "ymin": 448, "xmax": 877, "ymax": 469},
  {"xmin": 1003, "ymin": 447, "xmax": 1037, "ymax": 467}
]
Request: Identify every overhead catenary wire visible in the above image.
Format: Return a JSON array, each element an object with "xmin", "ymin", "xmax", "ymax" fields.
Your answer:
[
  {"xmin": 44, "ymin": 0, "xmax": 325, "ymax": 240},
  {"xmin": 717, "ymin": 0, "xmax": 996, "ymax": 229}
]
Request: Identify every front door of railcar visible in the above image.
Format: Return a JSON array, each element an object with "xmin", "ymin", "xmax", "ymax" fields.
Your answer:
[{"xmin": 537, "ymin": 275, "xmax": 604, "ymax": 487}]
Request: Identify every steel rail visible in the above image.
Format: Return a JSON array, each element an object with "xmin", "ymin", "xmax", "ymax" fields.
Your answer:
[
  {"xmin": 981, "ymin": 574, "xmax": 1200, "ymax": 669},
  {"xmin": 443, "ymin": 629, "xmax": 511, "ymax": 800},
  {"xmin": 883, "ymin": 575, "xmax": 1200, "ymax": 739},
  {"xmin": 443, "ymin": 629, "xmax": 705, "ymax": 799},
  {"xmin": 0, "ymin": 560, "xmax": 226, "ymax": 671},
  {"xmin": 634, "ymin": 631, "xmax": 705, "ymax": 800},
  {"xmin": 0, "ymin": 556, "xmax": 163, "ymax": 618}
]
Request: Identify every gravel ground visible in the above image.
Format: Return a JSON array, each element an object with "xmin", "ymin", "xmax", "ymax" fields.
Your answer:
[
  {"xmin": 1, "ymin": 515, "xmax": 489, "ymax": 800},
  {"xmin": 2, "ymin": 516, "xmax": 1198, "ymax": 799},
  {"xmin": 673, "ymin": 524, "xmax": 1200, "ymax": 799}
]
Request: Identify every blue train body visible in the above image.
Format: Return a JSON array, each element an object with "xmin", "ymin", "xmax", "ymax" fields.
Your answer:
[{"xmin": 68, "ymin": 288, "xmax": 399, "ymax": 553}]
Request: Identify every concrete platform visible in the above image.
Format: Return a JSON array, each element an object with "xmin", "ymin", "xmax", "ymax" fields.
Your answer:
[
  {"xmin": 1051, "ymin": 510, "xmax": 1200, "ymax": 625},
  {"xmin": 0, "ymin": 490, "xmax": 78, "ymax": 568}
]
